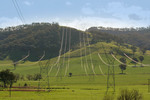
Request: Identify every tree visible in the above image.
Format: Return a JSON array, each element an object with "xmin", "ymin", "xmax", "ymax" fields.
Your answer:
[
  {"xmin": 119, "ymin": 57, "xmax": 127, "ymax": 74},
  {"xmin": 119, "ymin": 57, "xmax": 126, "ymax": 63},
  {"xmin": 131, "ymin": 46, "xmax": 137, "ymax": 57},
  {"xmin": 140, "ymin": 47, "xmax": 147, "ymax": 55},
  {"xmin": 138, "ymin": 56, "xmax": 144, "ymax": 67},
  {"xmin": 0, "ymin": 69, "xmax": 17, "ymax": 88},
  {"xmin": 119, "ymin": 64, "xmax": 126, "ymax": 74},
  {"xmin": 69, "ymin": 73, "xmax": 72, "ymax": 77},
  {"xmin": 131, "ymin": 57, "xmax": 138, "ymax": 67}
]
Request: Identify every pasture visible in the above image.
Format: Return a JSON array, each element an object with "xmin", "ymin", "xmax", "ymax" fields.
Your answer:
[{"xmin": 0, "ymin": 42, "xmax": 150, "ymax": 100}]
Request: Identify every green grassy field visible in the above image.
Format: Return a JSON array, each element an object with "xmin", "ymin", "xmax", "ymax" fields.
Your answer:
[{"xmin": 0, "ymin": 42, "xmax": 150, "ymax": 100}]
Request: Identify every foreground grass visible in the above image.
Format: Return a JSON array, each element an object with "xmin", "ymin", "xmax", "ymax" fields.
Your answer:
[
  {"xmin": 0, "ymin": 42, "xmax": 150, "ymax": 99},
  {"xmin": 0, "ymin": 74, "xmax": 150, "ymax": 100}
]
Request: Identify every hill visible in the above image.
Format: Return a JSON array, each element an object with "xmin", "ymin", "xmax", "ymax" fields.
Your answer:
[
  {"xmin": 0, "ymin": 23, "xmax": 123, "ymax": 62},
  {"xmin": 0, "ymin": 23, "xmax": 85, "ymax": 61},
  {"xmin": 87, "ymin": 26, "xmax": 150, "ymax": 50}
]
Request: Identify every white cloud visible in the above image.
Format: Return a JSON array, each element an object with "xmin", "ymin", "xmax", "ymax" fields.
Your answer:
[
  {"xmin": 23, "ymin": 1, "xmax": 33, "ymax": 6},
  {"xmin": 0, "ymin": 17, "xmax": 22, "ymax": 28},
  {"xmin": 103, "ymin": 2, "xmax": 150, "ymax": 21},
  {"xmin": 0, "ymin": 16, "xmax": 149, "ymax": 31},
  {"xmin": 65, "ymin": 1, "xmax": 72, "ymax": 6},
  {"xmin": 56, "ymin": 17, "xmax": 148, "ymax": 30}
]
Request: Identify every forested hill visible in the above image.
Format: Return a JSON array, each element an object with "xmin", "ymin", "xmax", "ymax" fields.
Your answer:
[
  {"xmin": 0, "ymin": 23, "xmax": 124, "ymax": 61},
  {"xmin": 87, "ymin": 26, "xmax": 150, "ymax": 50},
  {"xmin": 0, "ymin": 23, "xmax": 84, "ymax": 61}
]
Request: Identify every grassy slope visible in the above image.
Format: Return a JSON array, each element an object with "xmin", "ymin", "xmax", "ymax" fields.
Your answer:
[{"xmin": 0, "ymin": 42, "xmax": 150, "ymax": 100}]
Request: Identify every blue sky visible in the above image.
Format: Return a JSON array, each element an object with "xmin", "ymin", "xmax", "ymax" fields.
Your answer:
[{"xmin": 0, "ymin": 0, "xmax": 150, "ymax": 30}]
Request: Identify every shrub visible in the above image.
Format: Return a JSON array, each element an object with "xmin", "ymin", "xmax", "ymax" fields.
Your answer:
[
  {"xmin": 26, "ymin": 74, "xmax": 33, "ymax": 80},
  {"xmin": 33, "ymin": 73, "xmax": 42, "ymax": 81},
  {"xmin": 24, "ymin": 83, "xmax": 27, "ymax": 87},
  {"xmin": 117, "ymin": 89, "xmax": 143, "ymax": 100}
]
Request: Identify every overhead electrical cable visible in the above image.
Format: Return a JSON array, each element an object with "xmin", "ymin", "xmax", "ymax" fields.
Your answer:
[
  {"xmin": 83, "ymin": 33, "xmax": 88, "ymax": 76},
  {"xmin": 64, "ymin": 28, "xmax": 71, "ymax": 76},
  {"xmin": 79, "ymin": 32, "xmax": 84, "ymax": 69},
  {"xmin": 20, "ymin": 51, "xmax": 45, "ymax": 66},
  {"xmin": 12, "ymin": 0, "xmax": 26, "ymax": 24},
  {"xmin": 0, "ymin": 51, "xmax": 30, "ymax": 66},
  {"xmin": 67, "ymin": 28, "xmax": 71, "ymax": 73},
  {"xmin": 14, "ymin": 51, "xmax": 30, "ymax": 64},
  {"xmin": 63, "ymin": 28, "xmax": 68, "ymax": 76},
  {"xmin": 86, "ymin": 33, "xmax": 96, "ymax": 75},
  {"xmin": 83, "ymin": 33, "xmax": 89, "ymax": 70},
  {"xmin": 55, "ymin": 27, "xmax": 65, "ymax": 77},
  {"xmin": 98, "ymin": 53, "xmax": 115, "ymax": 66},
  {"xmin": 100, "ymin": 43, "xmax": 116, "ymax": 93},
  {"xmin": 111, "ymin": 53, "xmax": 135, "ymax": 67},
  {"xmin": 98, "ymin": 65, "xmax": 106, "ymax": 77},
  {"xmin": 124, "ymin": 53, "xmax": 150, "ymax": 66},
  {"xmin": 47, "ymin": 27, "xmax": 65, "ymax": 76}
]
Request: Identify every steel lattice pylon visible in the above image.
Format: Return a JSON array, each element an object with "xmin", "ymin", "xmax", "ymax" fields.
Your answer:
[
  {"xmin": 38, "ymin": 60, "xmax": 50, "ymax": 92},
  {"xmin": 101, "ymin": 45, "xmax": 116, "ymax": 94},
  {"xmin": 106, "ymin": 56, "xmax": 115, "ymax": 94}
]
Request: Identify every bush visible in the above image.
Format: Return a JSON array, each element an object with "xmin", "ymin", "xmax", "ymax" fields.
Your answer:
[
  {"xmin": 24, "ymin": 83, "xmax": 27, "ymax": 87},
  {"xmin": 33, "ymin": 73, "xmax": 42, "ymax": 81},
  {"xmin": 26, "ymin": 74, "xmax": 33, "ymax": 80},
  {"xmin": 117, "ymin": 89, "xmax": 143, "ymax": 100}
]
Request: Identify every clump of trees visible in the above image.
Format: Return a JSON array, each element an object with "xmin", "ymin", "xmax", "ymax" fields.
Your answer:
[
  {"xmin": 26, "ymin": 73, "xmax": 42, "ymax": 81},
  {"xmin": 0, "ymin": 69, "xmax": 17, "ymax": 88}
]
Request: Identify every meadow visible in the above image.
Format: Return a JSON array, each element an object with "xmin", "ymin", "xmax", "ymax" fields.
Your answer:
[{"xmin": 0, "ymin": 42, "xmax": 150, "ymax": 100}]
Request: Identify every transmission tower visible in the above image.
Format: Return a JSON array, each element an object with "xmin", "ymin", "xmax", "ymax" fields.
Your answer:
[
  {"xmin": 106, "ymin": 55, "xmax": 115, "ymax": 94},
  {"xmin": 101, "ymin": 45, "xmax": 116, "ymax": 94},
  {"xmin": 38, "ymin": 53, "xmax": 50, "ymax": 92}
]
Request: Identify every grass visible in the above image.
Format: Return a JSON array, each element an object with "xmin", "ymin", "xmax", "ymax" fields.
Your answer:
[{"xmin": 0, "ymin": 42, "xmax": 150, "ymax": 100}]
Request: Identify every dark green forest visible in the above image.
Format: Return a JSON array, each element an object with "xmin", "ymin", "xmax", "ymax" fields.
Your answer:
[
  {"xmin": 0, "ymin": 22, "xmax": 149, "ymax": 61},
  {"xmin": 87, "ymin": 26, "xmax": 150, "ymax": 50},
  {"xmin": 0, "ymin": 23, "xmax": 84, "ymax": 61}
]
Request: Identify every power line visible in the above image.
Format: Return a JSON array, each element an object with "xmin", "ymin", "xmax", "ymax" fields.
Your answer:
[
  {"xmin": 0, "ymin": 51, "xmax": 30, "ymax": 67},
  {"xmin": 100, "ymin": 43, "xmax": 116, "ymax": 94},
  {"xmin": 86, "ymin": 33, "xmax": 96, "ymax": 75},
  {"xmin": 64, "ymin": 28, "xmax": 72, "ymax": 76},
  {"xmin": 12, "ymin": 0, "xmax": 26, "ymax": 24},
  {"xmin": 55, "ymin": 27, "xmax": 65, "ymax": 77},
  {"xmin": 83, "ymin": 33, "xmax": 89, "ymax": 76},
  {"xmin": 123, "ymin": 53, "xmax": 150, "ymax": 66}
]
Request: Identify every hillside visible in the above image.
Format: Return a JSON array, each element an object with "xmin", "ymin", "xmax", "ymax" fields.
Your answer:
[
  {"xmin": 0, "ymin": 23, "xmax": 122, "ymax": 62},
  {"xmin": 0, "ymin": 23, "xmax": 148, "ymax": 63},
  {"xmin": 87, "ymin": 26, "xmax": 150, "ymax": 50},
  {"xmin": 1, "ymin": 24, "xmax": 150, "ymax": 100},
  {"xmin": 0, "ymin": 23, "xmax": 85, "ymax": 61}
]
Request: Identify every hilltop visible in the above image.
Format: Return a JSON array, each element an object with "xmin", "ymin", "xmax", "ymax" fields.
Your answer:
[
  {"xmin": 87, "ymin": 26, "xmax": 150, "ymax": 50},
  {"xmin": 0, "ymin": 23, "xmax": 85, "ymax": 61}
]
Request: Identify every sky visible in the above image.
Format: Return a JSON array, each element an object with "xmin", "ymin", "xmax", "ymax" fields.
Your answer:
[{"xmin": 0, "ymin": 0, "xmax": 150, "ymax": 30}]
